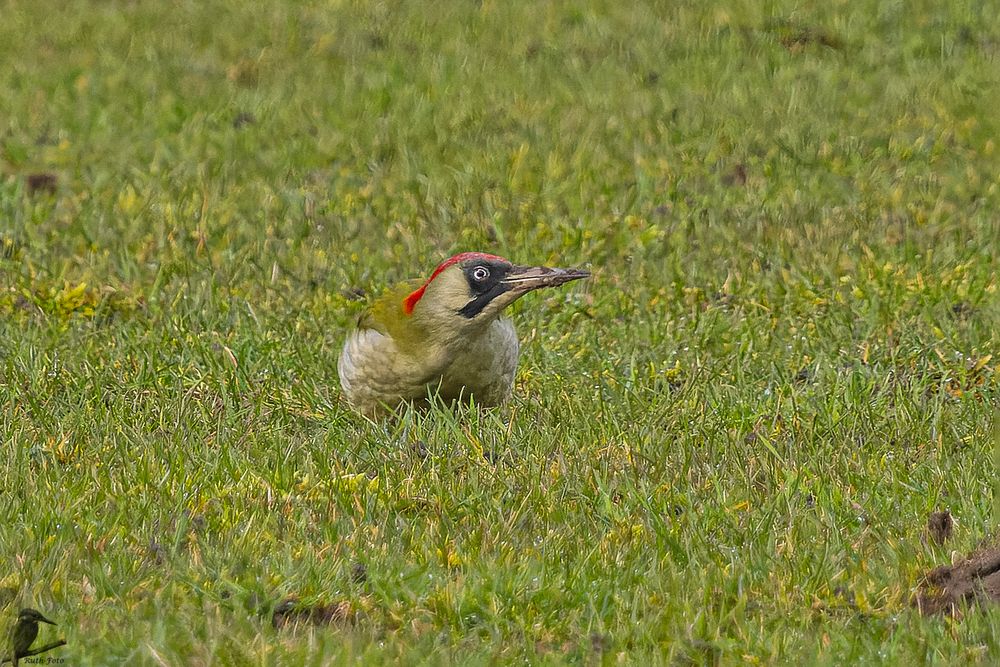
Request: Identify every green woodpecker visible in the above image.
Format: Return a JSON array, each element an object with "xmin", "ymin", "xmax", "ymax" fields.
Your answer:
[{"xmin": 339, "ymin": 252, "xmax": 589, "ymax": 415}]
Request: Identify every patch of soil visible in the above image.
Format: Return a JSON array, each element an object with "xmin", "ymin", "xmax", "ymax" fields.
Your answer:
[
  {"xmin": 763, "ymin": 19, "xmax": 844, "ymax": 52},
  {"xmin": 720, "ymin": 163, "xmax": 748, "ymax": 187},
  {"xmin": 915, "ymin": 538, "xmax": 1000, "ymax": 615},
  {"xmin": 927, "ymin": 510, "xmax": 954, "ymax": 545},
  {"xmin": 350, "ymin": 562, "xmax": 367, "ymax": 584},
  {"xmin": 26, "ymin": 172, "xmax": 58, "ymax": 195},
  {"xmin": 232, "ymin": 111, "xmax": 256, "ymax": 129},
  {"xmin": 271, "ymin": 596, "xmax": 354, "ymax": 629}
]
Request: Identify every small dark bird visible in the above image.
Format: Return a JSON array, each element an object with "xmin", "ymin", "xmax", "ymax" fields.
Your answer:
[{"xmin": 8, "ymin": 608, "xmax": 55, "ymax": 667}]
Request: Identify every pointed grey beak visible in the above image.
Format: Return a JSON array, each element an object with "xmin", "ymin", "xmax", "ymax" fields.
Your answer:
[
  {"xmin": 40, "ymin": 615, "xmax": 56, "ymax": 625},
  {"xmin": 501, "ymin": 265, "xmax": 590, "ymax": 293}
]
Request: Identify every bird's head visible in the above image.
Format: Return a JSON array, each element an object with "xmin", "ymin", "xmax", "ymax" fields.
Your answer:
[
  {"xmin": 17, "ymin": 608, "xmax": 55, "ymax": 625},
  {"xmin": 387, "ymin": 252, "xmax": 588, "ymax": 344}
]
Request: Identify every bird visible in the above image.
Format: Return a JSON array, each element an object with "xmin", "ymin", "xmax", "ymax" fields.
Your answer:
[
  {"xmin": 7, "ymin": 608, "xmax": 55, "ymax": 667},
  {"xmin": 339, "ymin": 252, "xmax": 589, "ymax": 415}
]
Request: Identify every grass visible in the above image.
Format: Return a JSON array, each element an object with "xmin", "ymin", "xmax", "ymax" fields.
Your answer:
[{"xmin": 1, "ymin": 0, "xmax": 998, "ymax": 663}]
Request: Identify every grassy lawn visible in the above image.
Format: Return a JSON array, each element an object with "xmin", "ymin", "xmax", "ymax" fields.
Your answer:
[{"xmin": 2, "ymin": 0, "xmax": 998, "ymax": 663}]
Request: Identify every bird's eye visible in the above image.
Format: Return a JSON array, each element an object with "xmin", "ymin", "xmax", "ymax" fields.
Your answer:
[{"xmin": 472, "ymin": 266, "xmax": 490, "ymax": 282}]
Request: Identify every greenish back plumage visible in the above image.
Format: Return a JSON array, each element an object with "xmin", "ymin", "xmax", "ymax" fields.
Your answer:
[{"xmin": 359, "ymin": 280, "xmax": 428, "ymax": 352}]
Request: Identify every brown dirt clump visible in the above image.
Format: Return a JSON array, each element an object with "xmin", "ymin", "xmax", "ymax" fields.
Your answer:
[
  {"xmin": 927, "ymin": 511, "xmax": 954, "ymax": 545},
  {"xmin": 915, "ymin": 538, "xmax": 1000, "ymax": 615},
  {"xmin": 271, "ymin": 596, "xmax": 354, "ymax": 629},
  {"xmin": 26, "ymin": 172, "xmax": 58, "ymax": 195}
]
